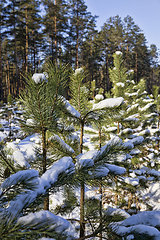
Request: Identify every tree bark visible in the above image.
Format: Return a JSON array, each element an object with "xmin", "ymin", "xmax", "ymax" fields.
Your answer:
[
  {"xmin": 54, "ymin": 0, "xmax": 57, "ymax": 64},
  {"xmin": 0, "ymin": 29, "xmax": 3, "ymax": 101},
  {"xmin": 25, "ymin": 7, "xmax": 28, "ymax": 74},
  {"xmin": 42, "ymin": 129, "xmax": 49, "ymax": 210},
  {"xmin": 13, "ymin": 4, "xmax": 19, "ymax": 96},
  {"xmin": 76, "ymin": 5, "xmax": 79, "ymax": 69},
  {"xmin": 80, "ymin": 120, "xmax": 85, "ymax": 237}
]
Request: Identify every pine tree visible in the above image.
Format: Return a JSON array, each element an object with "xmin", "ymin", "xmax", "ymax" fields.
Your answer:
[
  {"xmin": 42, "ymin": 0, "xmax": 68, "ymax": 64},
  {"xmin": 69, "ymin": 67, "xmax": 124, "ymax": 237},
  {"xmin": 109, "ymin": 50, "xmax": 127, "ymax": 98},
  {"xmin": 68, "ymin": 0, "xmax": 97, "ymax": 69},
  {"xmin": 19, "ymin": 62, "xmax": 69, "ymax": 210}
]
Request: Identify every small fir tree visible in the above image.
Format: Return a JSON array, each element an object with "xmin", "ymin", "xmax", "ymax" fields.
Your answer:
[{"xmin": 19, "ymin": 62, "xmax": 69, "ymax": 210}]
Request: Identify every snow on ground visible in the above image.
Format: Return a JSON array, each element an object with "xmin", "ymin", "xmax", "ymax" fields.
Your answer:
[
  {"xmin": 2, "ymin": 114, "xmax": 160, "ymax": 239},
  {"xmin": 6, "ymin": 134, "xmax": 40, "ymax": 167}
]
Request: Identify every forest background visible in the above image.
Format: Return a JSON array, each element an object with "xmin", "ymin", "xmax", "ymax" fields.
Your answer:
[{"xmin": 0, "ymin": 0, "xmax": 159, "ymax": 102}]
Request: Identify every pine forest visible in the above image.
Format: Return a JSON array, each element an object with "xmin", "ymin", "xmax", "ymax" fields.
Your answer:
[{"xmin": 1, "ymin": 0, "xmax": 160, "ymax": 239}]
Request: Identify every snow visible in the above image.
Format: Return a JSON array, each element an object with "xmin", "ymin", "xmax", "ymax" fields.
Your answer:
[
  {"xmin": 49, "ymin": 135, "xmax": 75, "ymax": 154},
  {"xmin": 94, "ymin": 94, "xmax": 104, "ymax": 100},
  {"xmin": 62, "ymin": 97, "xmax": 81, "ymax": 118},
  {"xmin": 106, "ymin": 163, "xmax": 126, "ymax": 175},
  {"xmin": 92, "ymin": 97, "xmax": 124, "ymax": 110},
  {"xmin": 41, "ymin": 157, "xmax": 74, "ymax": 189},
  {"xmin": 115, "ymin": 51, "xmax": 122, "ymax": 55},
  {"xmin": 129, "ymin": 148, "xmax": 141, "ymax": 155},
  {"xmin": 124, "ymin": 113, "xmax": 139, "ymax": 122},
  {"xmin": 94, "ymin": 166, "xmax": 109, "ymax": 177},
  {"xmin": 26, "ymin": 118, "xmax": 35, "ymax": 126},
  {"xmin": 107, "ymin": 206, "xmax": 130, "ymax": 218},
  {"xmin": 127, "ymin": 103, "xmax": 139, "ymax": 112},
  {"xmin": 130, "ymin": 136, "xmax": 144, "ymax": 145},
  {"xmin": 122, "ymin": 141, "xmax": 134, "ymax": 149},
  {"xmin": 2, "ymin": 92, "xmax": 160, "ymax": 239},
  {"xmin": 124, "ymin": 177, "xmax": 139, "ymax": 186},
  {"xmin": 116, "ymin": 82, "xmax": 125, "ymax": 87},
  {"xmin": 120, "ymin": 128, "xmax": 133, "ymax": 135},
  {"xmin": 18, "ymin": 210, "xmax": 77, "ymax": 239},
  {"xmin": 17, "ymin": 210, "xmax": 70, "ymax": 233},
  {"xmin": 126, "ymin": 69, "xmax": 134, "ymax": 74},
  {"xmin": 75, "ymin": 67, "xmax": 83, "ymax": 75},
  {"xmin": 76, "ymin": 151, "xmax": 95, "ymax": 168},
  {"xmin": 1, "ymin": 169, "xmax": 39, "ymax": 190},
  {"xmin": 125, "ymin": 92, "xmax": 138, "ymax": 97},
  {"xmin": 103, "ymin": 126, "xmax": 117, "ymax": 132},
  {"xmin": 138, "ymin": 129, "xmax": 150, "ymax": 136},
  {"xmin": 6, "ymin": 134, "xmax": 40, "ymax": 167},
  {"xmin": 32, "ymin": 73, "xmax": 47, "ymax": 83},
  {"xmin": 139, "ymin": 102, "xmax": 154, "ymax": 112},
  {"xmin": 113, "ymin": 224, "xmax": 160, "ymax": 239}
]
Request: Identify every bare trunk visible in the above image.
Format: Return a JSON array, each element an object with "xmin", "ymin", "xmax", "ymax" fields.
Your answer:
[
  {"xmin": 32, "ymin": 30, "xmax": 36, "ymax": 72},
  {"xmin": 54, "ymin": 0, "xmax": 57, "ymax": 64},
  {"xmin": 135, "ymin": 52, "xmax": 138, "ymax": 83},
  {"xmin": 99, "ymin": 122, "xmax": 102, "ymax": 240},
  {"xmin": 80, "ymin": 182, "xmax": 85, "ymax": 238},
  {"xmin": 99, "ymin": 179, "xmax": 102, "ymax": 240},
  {"xmin": 42, "ymin": 129, "xmax": 49, "ymax": 210},
  {"xmin": 126, "ymin": 45, "xmax": 129, "ymax": 70},
  {"xmin": 106, "ymin": 55, "xmax": 109, "ymax": 92},
  {"xmin": 13, "ymin": 7, "xmax": 19, "ymax": 96},
  {"xmin": 0, "ymin": 32, "xmax": 2, "ymax": 101},
  {"xmin": 80, "ymin": 120, "xmax": 85, "ymax": 238},
  {"xmin": 6, "ymin": 61, "xmax": 10, "ymax": 96},
  {"xmin": 158, "ymin": 115, "xmax": 160, "ymax": 149},
  {"xmin": 76, "ymin": 7, "xmax": 79, "ymax": 69},
  {"xmin": 117, "ymin": 121, "xmax": 120, "ymax": 134},
  {"xmin": 25, "ymin": 8, "xmax": 28, "ymax": 74}
]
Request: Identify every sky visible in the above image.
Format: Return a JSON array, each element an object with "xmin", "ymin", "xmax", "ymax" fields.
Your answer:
[{"xmin": 85, "ymin": 0, "xmax": 160, "ymax": 55}]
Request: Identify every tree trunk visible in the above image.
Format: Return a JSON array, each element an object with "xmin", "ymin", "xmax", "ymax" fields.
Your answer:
[
  {"xmin": 80, "ymin": 120, "xmax": 85, "ymax": 238},
  {"xmin": 99, "ymin": 122, "xmax": 102, "ymax": 240},
  {"xmin": 117, "ymin": 121, "xmax": 120, "ymax": 134},
  {"xmin": 76, "ymin": 6, "xmax": 79, "ymax": 69},
  {"xmin": 158, "ymin": 115, "xmax": 160, "ymax": 149},
  {"xmin": 135, "ymin": 52, "xmax": 138, "ymax": 83},
  {"xmin": 42, "ymin": 129, "xmax": 49, "ymax": 210},
  {"xmin": 99, "ymin": 179, "xmax": 102, "ymax": 240},
  {"xmin": 54, "ymin": 0, "xmax": 57, "ymax": 64},
  {"xmin": 13, "ymin": 8, "xmax": 19, "ymax": 96},
  {"xmin": 106, "ymin": 55, "xmax": 109, "ymax": 92},
  {"xmin": 0, "ymin": 31, "xmax": 3, "ymax": 101},
  {"xmin": 25, "ymin": 8, "xmax": 28, "ymax": 74}
]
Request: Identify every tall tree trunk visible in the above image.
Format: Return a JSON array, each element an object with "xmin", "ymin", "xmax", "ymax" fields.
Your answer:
[
  {"xmin": 0, "ymin": 11, "xmax": 3, "ymax": 102},
  {"xmin": 76, "ymin": 7, "xmax": 79, "ymax": 69},
  {"xmin": 54, "ymin": 0, "xmax": 57, "ymax": 64},
  {"xmin": 105, "ymin": 55, "xmax": 109, "ymax": 93},
  {"xmin": 0, "ymin": 34, "xmax": 2, "ymax": 101},
  {"xmin": 135, "ymin": 52, "xmax": 138, "ymax": 83},
  {"xmin": 126, "ymin": 45, "xmax": 129, "ymax": 70},
  {"xmin": 51, "ymin": 38, "xmax": 54, "ymax": 63},
  {"xmin": 13, "ymin": 6, "xmax": 19, "ymax": 96},
  {"xmin": 32, "ymin": 30, "xmax": 36, "ymax": 72},
  {"xmin": 7, "ymin": 61, "xmax": 10, "ymax": 95},
  {"xmin": 25, "ymin": 8, "xmax": 28, "ymax": 74}
]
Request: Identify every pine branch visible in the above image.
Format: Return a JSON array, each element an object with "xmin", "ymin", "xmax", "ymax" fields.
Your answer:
[{"xmin": 0, "ymin": 150, "xmax": 16, "ymax": 174}]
